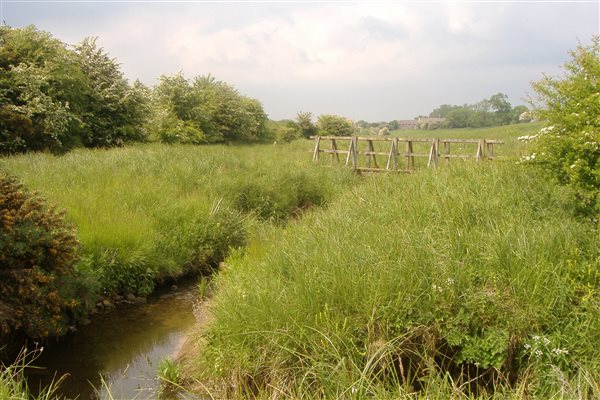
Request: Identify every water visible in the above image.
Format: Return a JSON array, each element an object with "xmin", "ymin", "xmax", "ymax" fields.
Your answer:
[{"xmin": 27, "ymin": 280, "xmax": 201, "ymax": 399}]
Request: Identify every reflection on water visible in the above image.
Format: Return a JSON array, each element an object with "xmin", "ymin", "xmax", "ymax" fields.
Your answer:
[{"xmin": 28, "ymin": 281, "xmax": 199, "ymax": 399}]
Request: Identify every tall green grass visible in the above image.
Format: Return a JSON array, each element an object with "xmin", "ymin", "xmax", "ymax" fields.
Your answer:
[
  {"xmin": 0, "ymin": 349, "xmax": 65, "ymax": 400},
  {"xmin": 188, "ymin": 162, "xmax": 599, "ymax": 398},
  {"xmin": 1, "ymin": 142, "xmax": 357, "ymax": 295}
]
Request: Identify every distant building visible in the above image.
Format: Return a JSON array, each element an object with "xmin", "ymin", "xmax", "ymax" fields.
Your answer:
[
  {"xmin": 397, "ymin": 119, "xmax": 419, "ymax": 129},
  {"xmin": 416, "ymin": 117, "xmax": 446, "ymax": 129},
  {"xmin": 395, "ymin": 117, "xmax": 446, "ymax": 130}
]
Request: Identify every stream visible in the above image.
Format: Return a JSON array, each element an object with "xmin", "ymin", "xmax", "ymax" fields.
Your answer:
[{"xmin": 26, "ymin": 279, "xmax": 201, "ymax": 399}]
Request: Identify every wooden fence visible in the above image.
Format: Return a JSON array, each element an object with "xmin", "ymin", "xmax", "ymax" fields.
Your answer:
[{"xmin": 311, "ymin": 136, "xmax": 504, "ymax": 173}]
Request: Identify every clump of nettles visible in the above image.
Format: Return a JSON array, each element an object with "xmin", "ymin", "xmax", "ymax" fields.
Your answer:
[{"xmin": 0, "ymin": 174, "xmax": 85, "ymax": 341}]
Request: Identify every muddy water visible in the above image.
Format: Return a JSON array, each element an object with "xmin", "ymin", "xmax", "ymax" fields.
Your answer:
[{"xmin": 28, "ymin": 280, "xmax": 200, "ymax": 399}]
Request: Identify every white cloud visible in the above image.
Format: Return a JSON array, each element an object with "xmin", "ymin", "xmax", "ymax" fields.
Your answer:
[{"xmin": 5, "ymin": 1, "xmax": 598, "ymax": 120}]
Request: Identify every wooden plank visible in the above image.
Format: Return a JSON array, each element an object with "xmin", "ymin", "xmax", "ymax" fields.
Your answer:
[
  {"xmin": 476, "ymin": 139, "xmax": 484, "ymax": 162},
  {"xmin": 444, "ymin": 141, "xmax": 450, "ymax": 163},
  {"xmin": 487, "ymin": 142, "xmax": 495, "ymax": 160},
  {"xmin": 386, "ymin": 139, "xmax": 394, "ymax": 170},
  {"xmin": 439, "ymin": 139, "xmax": 481, "ymax": 144},
  {"xmin": 321, "ymin": 149, "xmax": 349, "ymax": 154},
  {"xmin": 345, "ymin": 139, "xmax": 353, "ymax": 166},
  {"xmin": 406, "ymin": 140, "xmax": 415, "ymax": 170},
  {"xmin": 366, "ymin": 139, "xmax": 379, "ymax": 168},
  {"xmin": 312, "ymin": 136, "xmax": 321, "ymax": 162},
  {"xmin": 445, "ymin": 154, "xmax": 477, "ymax": 158},
  {"xmin": 397, "ymin": 138, "xmax": 435, "ymax": 143},
  {"xmin": 357, "ymin": 137, "xmax": 397, "ymax": 142},
  {"xmin": 427, "ymin": 138, "xmax": 439, "ymax": 168},
  {"xmin": 402, "ymin": 153, "xmax": 431, "ymax": 157},
  {"xmin": 315, "ymin": 136, "xmax": 353, "ymax": 140},
  {"xmin": 352, "ymin": 137, "xmax": 358, "ymax": 169},
  {"xmin": 331, "ymin": 139, "xmax": 340, "ymax": 164},
  {"xmin": 360, "ymin": 151, "xmax": 390, "ymax": 156}
]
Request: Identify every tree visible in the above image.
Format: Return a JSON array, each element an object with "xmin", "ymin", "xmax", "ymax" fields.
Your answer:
[
  {"xmin": 446, "ymin": 107, "xmax": 472, "ymax": 128},
  {"xmin": 75, "ymin": 37, "xmax": 149, "ymax": 146},
  {"xmin": 0, "ymin": 25, "xmax": 81, "ymax": 152},
  {"xmin": 150, "ymin": 73, "xmax": 269, "ymax": 144},
  {"xmin": 316, "ymin": 114, "xmax": 355, "ymax": 137},
  {"xmin": 296, "ymin": 111, "xmax": 317, "ymax": 138},
  {"xmin": 489, "ymin": 93, "xmax": 512, "ymax": 125},
  {"xmin": 429, "ymin": 104, "xmax": 461, "ymax": 118},
  {"xmin": 0, "ymin": 26, "xmax": 150, "ymax": 152},
  {"xmin": 525, "ymin": 36, "xmax": 600, "ymax": 214}
]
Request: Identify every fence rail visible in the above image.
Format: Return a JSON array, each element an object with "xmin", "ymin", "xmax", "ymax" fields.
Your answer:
[{"xmin": 311, "ymin": 136, "xmax": 504, "ymax": 173}]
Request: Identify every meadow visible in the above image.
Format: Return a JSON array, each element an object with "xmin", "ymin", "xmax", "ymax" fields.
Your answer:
[
  {"xmin": 1, "ymin": 143, "xmax": 357, "ymax": 297},
  {"xmin": 2, "ymin": 122, "xmax": 599, "ymax": 399},
  {"xmin": 180, "ymin": 123, "xmax": 599, "ymax": 398}
]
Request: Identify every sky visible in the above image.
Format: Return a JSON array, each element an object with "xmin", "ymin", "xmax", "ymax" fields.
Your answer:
[{"xmin": 1, "ymin": 1, "xmax": 598, "ymax": 121}]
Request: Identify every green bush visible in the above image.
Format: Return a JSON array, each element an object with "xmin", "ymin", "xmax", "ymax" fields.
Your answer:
[
  {"xmin": 525, "ymin": 36, "xmax": 600, "ymax": 215},
  {"xmin": 316, "ymin": 114, "xmax": 355, "ymax": 136},
  {"xmin": 0, "ymin": 174, "xmax": 88, "ymax": 340}
]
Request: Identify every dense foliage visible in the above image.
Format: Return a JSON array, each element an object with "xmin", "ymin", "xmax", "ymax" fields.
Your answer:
[
  {"xmin": 0, "ymin": 25, "xmax": 271, "ymax": 153},
  {"xmin": 0, "ymin": 174, "xmax": 87, "ymax": 340},
  {"xmin": 523, "ymin": 37, "xmax": 600, "ymax": 215},
  {"xmin": 0, "ymin": 26, "xmax": 148, "ymax": 153},
  {"xmin": 149, "ymin": 73, "xmax": 269, "ymax": 144}
]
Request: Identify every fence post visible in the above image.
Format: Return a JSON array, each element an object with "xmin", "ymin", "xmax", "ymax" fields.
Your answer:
[
  {"xmin": 312, "ymin": 136, "xmax": 321, "ymax": 162},
  {"xmin": 331, "ymin": 139, "xmax": 340, "ymax": 164},
  {"xmin": 476, "ymin": 139, "xmax": 484, "ymax": 162}
]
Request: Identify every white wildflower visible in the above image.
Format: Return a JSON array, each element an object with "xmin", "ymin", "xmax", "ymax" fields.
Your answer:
[
  {"xmin": 524, "ymin": 343, "xmax": 531, "ymax": 350},
  {"xmin": 552, "ymin": 348, "xmax": 569, "ymax": 356},
  {"xmin": 534, "ymin": 349, "xmax": 543, "ymax": 357}
]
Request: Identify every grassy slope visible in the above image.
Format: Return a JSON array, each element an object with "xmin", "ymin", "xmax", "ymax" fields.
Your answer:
[
  {"xmin": 1, "ymin": 142, "xmax": 356, "ymax": 295},
  {"xmin": 182, "ymin": 122, "xmax": 600, "ymax": 398}
]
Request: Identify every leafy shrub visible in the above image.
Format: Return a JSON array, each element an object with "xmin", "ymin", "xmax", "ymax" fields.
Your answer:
[
  {"xmin": 0, "ymin": 174, "xmax": 88, "ymax": 340},
  {"xmin": 524, "ymin": 36, "xmax": 600, "ymax": 215},
  {"xmin": 316, "ymin": 114, "xmax": 355, "ymax": 136}
]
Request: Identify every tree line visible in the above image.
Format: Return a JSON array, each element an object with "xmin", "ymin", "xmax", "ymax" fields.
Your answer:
[
  {"xmin": 0, "ymin": 25, "xmax": 270, "ymax": 154},
  {"xmin": 428, "ymin": 93, "xmax": 531, "ymax": 128}
]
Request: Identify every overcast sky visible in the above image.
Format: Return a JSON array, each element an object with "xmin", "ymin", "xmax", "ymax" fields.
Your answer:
[{"xmin": 2, "ymin": 1, "xmax": 598, "ymax": 121}]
